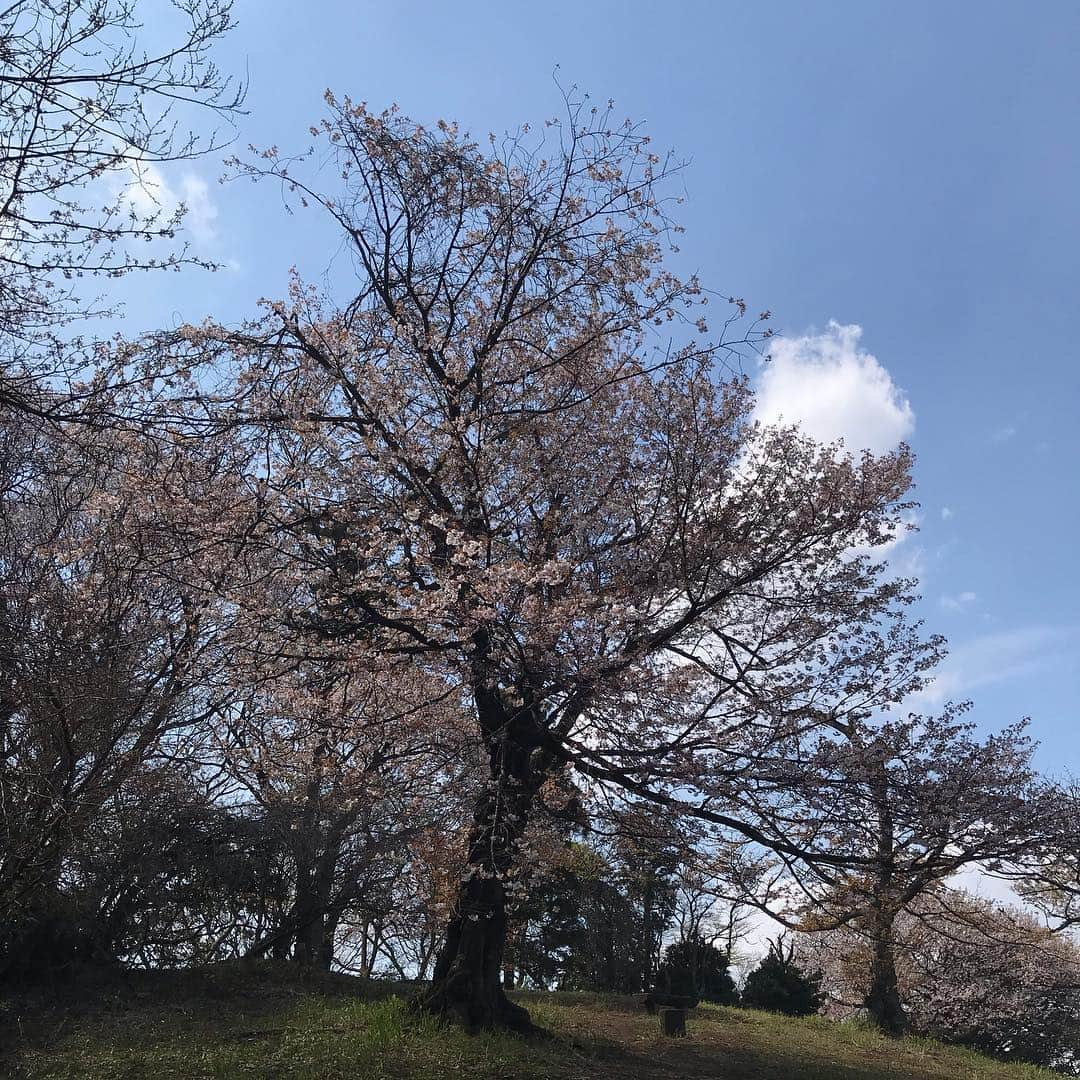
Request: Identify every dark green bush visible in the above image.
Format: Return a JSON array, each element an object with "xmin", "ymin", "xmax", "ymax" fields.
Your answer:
[
  {"xmin": 657, "ymin": 935, "xmax": 739, "ymax": 1004},
  {"xmin": 741, "ymin": 939, "xmax": 824, "ymax": 1017}
]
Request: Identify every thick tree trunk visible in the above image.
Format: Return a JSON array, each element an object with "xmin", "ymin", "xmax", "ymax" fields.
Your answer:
[
  {"xmin": 415, "ymin": 685, "xmax": 556, "ymax": 1032},
  {"xmin": 257, "ymin": 809, "xmax": 344, "ymax": 970},
  {"xmin": 269, "ymin": 925, "xmax": 290, "ymax": 961},
  {"xmin": 420, "ymin": 872, "xmax": 532, "ymax": 1030},
  {"xmin": 864, "ymin": 910, "xmax": 908, "ymax": 1035},
  {"xmin": 864, "ymin": 763, "xmax": 908, "ymax": 1036},
  {"xmin": 294, "ymin": 908, "xmax": 335, "ymax": 970},
  {"xmin": 249, "ymin": 861, "xmax": 336, "ymax": 970}
]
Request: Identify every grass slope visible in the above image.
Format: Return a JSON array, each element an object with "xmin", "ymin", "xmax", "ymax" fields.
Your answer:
[{"xmin": 0, "ymin": 963, "xmax": 1057, "ymax": 1080}]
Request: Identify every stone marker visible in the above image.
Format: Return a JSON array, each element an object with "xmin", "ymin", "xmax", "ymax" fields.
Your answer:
[{"xmin": 660, "ymin": 1007, "xmax": 687, "ymax": 1037}]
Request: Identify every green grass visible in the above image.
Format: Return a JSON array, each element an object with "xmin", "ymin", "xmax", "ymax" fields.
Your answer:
[{"xmin": 0, "ymin": 964, "xmax": 1060, "ymax": 1079}]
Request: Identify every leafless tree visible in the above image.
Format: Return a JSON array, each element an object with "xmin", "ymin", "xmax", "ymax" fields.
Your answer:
[{"xmin": 0, "ymin": 0, "xmax": 242, "ymax": 418}]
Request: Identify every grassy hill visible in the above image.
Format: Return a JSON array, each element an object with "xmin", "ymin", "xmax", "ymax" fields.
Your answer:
[{"xmin": 0, "ymin": 963, "xmax": 1059, "ymax": 1080}]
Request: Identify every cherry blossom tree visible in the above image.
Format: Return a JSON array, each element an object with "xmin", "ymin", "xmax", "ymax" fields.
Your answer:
[
  {"xmin": 800, "ymin": 888, "xmax": 1080, "ymax": 1072},
  {"xmin": 721, "ymin": 695, "xmax": 1042, "ymax": 1034},
  {"xmin": 157, "ymin": 93, "xmax": 928, "ymax": 1030},
  {"xmin": 0, "ymin": 403, "xmax": 244, "ymax": 968},
  {"xmin": 996, "ymin": 778, "xmax": 1080, "ymax": 945},
  {"xmin": 216, "ymin": 659, "xmax": 479, "ymax": 970}
]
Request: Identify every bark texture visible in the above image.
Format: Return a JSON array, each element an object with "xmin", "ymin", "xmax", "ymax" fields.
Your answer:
[
  {"xmin": 416, "ymin": 684, "xmax": 557, "ymax": 1032},
  {"xmin": 865, "ymin": 918, "xmax": 908, "ymax": 1036}
]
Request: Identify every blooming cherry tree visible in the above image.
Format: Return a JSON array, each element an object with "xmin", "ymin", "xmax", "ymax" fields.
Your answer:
[{"xmin": 166, "ymin": 94, "xmax": 923, "ymax": 1029}]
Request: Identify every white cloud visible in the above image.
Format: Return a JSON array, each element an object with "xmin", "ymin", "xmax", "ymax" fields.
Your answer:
[
  {"xmin": 940, "ymin": 590, "xmax": 977, "ymax": 612},
  {"xmin": 110, "ymin": 163, "xmax": 219, "ymax": 247},
  {"xmin": 941, "ymin": 507, "xmax": 954, "ymax": 520},
  {"xmin": 178, "ymin": 173, "xmax": 219, "ymax": 245},
  {"xmin": 991, "ymin": 425, "xmax": 1017, "ymax": 443},
  {"xmin": 754, "ymin": 322, "xmax": 914, "ymax": 454},
  {"xmin": 888, "ymin": 534, "xmax": 925, "ymax": 580},
  {"xmin": 917, "ymin": 625, "xmax": 1079, "ymax": 706}
]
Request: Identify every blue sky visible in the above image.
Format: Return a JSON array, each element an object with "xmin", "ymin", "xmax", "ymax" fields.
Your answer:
[{"xmin": 117, "ymin": 1, "xmax": 1079, "ymax": 772}]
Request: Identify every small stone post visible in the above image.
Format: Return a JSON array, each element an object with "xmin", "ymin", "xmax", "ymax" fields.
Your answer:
[{"xmin": 660, "ymin": 1007, "xmax": 687, "ymax": 1037}]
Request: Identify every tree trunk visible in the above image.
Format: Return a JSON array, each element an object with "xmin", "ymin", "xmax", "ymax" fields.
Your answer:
[
  {"xmin": 420, "ymin": 848, "xmax": 541, "ymax": 1030},
  {"xmin": 318, "ymin": 909, "xmax": 340, "ymax": 971},
  {"xmin": 640, "ymin": 874, "xmax": 655, "ymax": 992},
  {"xmin": 270, "ymin": 929, "xmax": 290, "ymax": 961},
  {"xmin": 864, "ymin": 910, "xmax": 908, "ymax": 1035},
  {"xmin": 283, "ymin": 806, "xmax": 344, "ymax": 969},
  {"xmin": 864, "ymin": 762, "xmax": 908, "ymax": 1036},
  {"xmin": 415, "ymin": 686, "xmax": 556, "ymax": 1032}
]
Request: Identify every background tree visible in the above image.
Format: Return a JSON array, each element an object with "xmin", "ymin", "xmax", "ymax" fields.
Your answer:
[
  {"xmin": 55, "ymin": 757, "xmax": 264, "ymax": 969},
  {"xmin": 712, "ymin": 638, "xmax": 1042, "ymax": 1035},
  {"xmin": 608, "ymin": 806, "xmax": 681, "ymax": 993},
  {"xmin": 1011, "ymin": 779, "xmax": 1080, "ymax": 934},
  {"xmin": 504, "ymin": 839, "xmax": 643, "ymax": 992},
  {"xmin": 357, "ymin": 824, "xmax": 471, "ymax": 982},
  {"xmin": 0, "ymin": 0, "xmax": 242, "ymax": 418},
  {"xmin": 669, "ymin": 856, "xmax": 755, "ymax": 969},
  {"xmin": 502, "ymin": 807, "xmax": 685, "ymax": 994},
  {"xmin": 0, "ymin": 405, "xmax": 243, "ymax": 976},
  {"xmin": 740, "ymin": 937, "xmax": 823, "ymax": 1017},
  {"xmin": 218, "ymin": 661, "xmax": 476, "ymax": 970},
  {"xmin": 800, "ymin": 888, "xmax": 1080, "ymax": 1074},
  {"xmin": 657, "ymin": 935, "xmax": 739, "ymax": 1004}
]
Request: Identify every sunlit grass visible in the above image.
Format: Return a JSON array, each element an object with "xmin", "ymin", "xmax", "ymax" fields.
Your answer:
[{"xmin": 1, "ymin": 967, "xmax": 1061, "ymax": 1079}]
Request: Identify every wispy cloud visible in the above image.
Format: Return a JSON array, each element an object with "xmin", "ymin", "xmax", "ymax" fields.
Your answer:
[
  {"xmin": 177, "ymin": 173, "xmax": 219, "ymax": 246},
  {"xmin": 754, "ymin": 322, "xmax": 914, "ymax": 455},
  {"xmin": 109, "ymin": 162, "xmax": 220, "ymax": 248},
  {"xmin": 991, "ymin": 425, "xmax": 1017, "ymax": 443},
  {"xmin": 941, "ymin": 506, "xmax": 954, "ymax": 521},
  {"xmin": 918, "ymin": 625, "xmax": 1079, "ymax": 706},
  {"xmin": 940, "ymin": 590, "xmax": 977, "ymax": 612}
]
